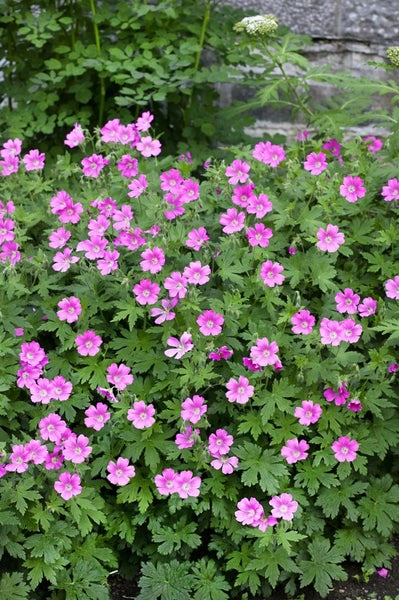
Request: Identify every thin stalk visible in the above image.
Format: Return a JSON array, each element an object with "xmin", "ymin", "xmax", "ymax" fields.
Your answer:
[{"xmin": 89, "ymin": 0, "xmax": 106, "ymax": 126}]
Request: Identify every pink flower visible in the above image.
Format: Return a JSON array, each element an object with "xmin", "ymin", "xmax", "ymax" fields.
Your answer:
[
  {"xmin": 252, "ymin": 141, "xmax": 286, "ymax": 167},
  {"xmin": 250, "ymin": 337, "xmax": 279, "ymax": 367},
  {"xmin": 57, "ymin": 296, "xmax": 82, "ymax": 323},
  {"xmin": 358, "ymin": 297, "xmax": 377, "ymax": 317},
  {"xmin": 75, "ymin": 330, "xmax": 102, "ymax": 356},
  {"xmin": 48, "ymin": 227, "xmax": 71, "ymax": 249},
  {"xmin": 175, "ymin": 470, "xmax": 201, "ymax": 498},
  {"xmin": 208, "ymin": 429, "xmax": 234, "ymax": 457},
  {"xmin": 291, "ymin": 309, "xmax": 316, "ymax": 334},
  {"xmin": 164, "ymin": 272, "xmax": 188, "ymax": 299},
  {"xmin": 197, "ymin": 309, "xmax": 224, "ymax": 336},
  {"xmin": 294, "ymin": 400, "xmax": 322, "ymax": 426},
  {"xmin": 246, "ymin": 223, "xmax": 273, "ymax": 247},
  {"xmin": 117, "ymin": 154, "xmax": 138, "ymax": 178},
  {"xmin": 29, "ymin": 378, "xmax": 55, "ymax": 404},
  {"xmin": 0, "ymin": 155, "xmax": 19, "ymax": 176},
  {"xmin": 128, "ymin": 174, "xmax": 148, "ymax": 198},
  {"xmin": 340, "ymin": 175, "xmax": 366, "ymax": 203},
  {"xmin": 347, "ymin": 399, "xmax": 362, "ymax": 412},
  {"xmin": 269, "ymin": 493, "xmax": 298, "ymax": 521},
  {"xmin": 331, "ymin": 436, "xmax": 359, "ymax": 462},
  {"xmin": 324, "ymin": 382, "xmax": 350, "ymax": 406},
  {"xmin": 225, "ymin": 375, "xmax": 254, "ymax": 404},
  {"xmin": 232, "ymin": 183, "xmax": 256, "ymax": 208},
  {"xmin": 44, "ymin": 449, "xmax": 64, "ymax": 471},
  {"xmin": 183, "ymin": 261, "xmax": 211, "ymax": 285},
  {"xmin": 150, "ymin": 298, "xmax": 178, "ymax": 324},
  {"xmin": 382, "ymin": 178, "xmax": 399, "ymax": 202},
  {"xmin": 84, "ymin": 403, "xmax": 111, "ymax": 431},
  {"xmin": 107, "ymin": 457, "xmax": 136, "ymax": 486},
  {"xmin": 51, "ymin": 375, "xmax": 73, "ymax": 401},
  {"xmin": 133, "ymin": 279, "xmax": 160, "ymax": 305},
  {"xmin": 23, "ymin": 149, "xmax": 45, "ymax": 171},
  {"xmin": 164, "ymin": 332, "xmax": 194, "ymax": 359},
  {"xmin": 52, "ymin": 247, "xmax": 80, "ymax": 272},
  {"xmin": 281, "ymin": 438, "xmax": 309, "ymax": 464},
  {"xmin": 322, "ymin": 139, "xmax": 341, "ymax": 158},
  {"xmin": 136, "ymin": 111, "xmax": 154, "ymax": 131},
  {"xmin": 5, "ymin": 444, "xmax": 30, "ymax": 473},
  {"xmin": 388, "ymin": 363, "xmax": 399, "ymax": 373},
  {"xmin": 54, "ymin": 472, "xmax": 82, "ymax": 500},
  {"xmin": 76, "ymin": 236, "xmax": 108, "ymax": 259},
  {"xmin": 97, "ymin": 249, "xmax": 120, "ymax": 275},
  {"xmin": 376, "ymin": 567, "xmax": 389, "ymax": 578},
  {"xmin": 335, "ymin": 288, "xmax": 360, "ymax": 314},
  {"xmin": 24, "ymin": 440, "xmax": 47, "ymax": 465},
  {"xmin": 219, "ymin": 208, "xmax": 245, "ymax": 234},
  {"xmin": 186, "ymin": 226, "xmax": 209, "ymax": 250},
  {"xmin": 0, "ymin": 240, "xmax": 20, "ymax": 264},
  {"xmin": 154, "ymin": 468, "xmax": 179, "ymax": 495},
  {"xmin": 235, "ymin": 497, "xmax": 264, "ymax": 526},
  {"xmin": 364, "ymin": 135, "xmax": 383, "ymax": 153},
  {"xmin": 106, "ymin": 363, "xmax": 133, "ymax": 391},
  {"xmin": 19, "ymin": 340, "xmax": 47, "ymax": 367},
  {"xmin": 319, "ymin": 318, "xmax": 343, "ymax": 346},
  {"xmin": 210, "ymin": 455, "xmax": 239, "ymax": 474},
  {"xmin": 181, "ymin": 395, "xmax": 207, "ymax": 424},
  {"xmin": 208, "ymin": 346, "xmax": 233, "ymax": 361},
  {"xmin": 63, "ymin": 434, "xmax": 92, "ymax": 464},
  {"xmin": 175, "ymin": 426, "xmax": 200, "ymax": 449},
  {"xmin": 64, "ymin": 123, "xmax": 85, "ymax": 148},
  {"xmin": 136, "ymin": 135, "xmax": 161, "ymax": 157},
  {"xmin": 127, "ymin": 400, "xmax": 155, "ymax": 429},
  {"xmin": 260, "ymin": 260, "xmax": 285, "ymax": 287},
  {"xmin": 246, "ymin": 193, "xmax": 273, "ymax": 218},
  {"xmin": 140, "ymin": 247, "xmax": 165, "ymax": 274},
  {"xmin": 225, "ymin": 159, "xmax": 250, "ymax": 184},
  {"xmin": 339, "ymin": 318, "xmax": 362, "ymax": 343},
  {"xmin": 81, "ymin": 153, "xmax": 108, "ymax": 178},
  {"xmin": 303, "ymin": 151, "xmax": 328, "ymax": 175},
  {"xmin": 385, "ymin": 276, "xmax": 399, "ymax": 299},
  {"xmin": 39, "ymin": 413, "xmax": 67, "ymax": 443},
  {"xmin": 316, "ymin": 224, "xmax": 345, "ymax": 252}
]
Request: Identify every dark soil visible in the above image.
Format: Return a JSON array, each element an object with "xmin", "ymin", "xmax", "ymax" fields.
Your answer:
[{"xmin": 108, "ymin": 543, "xmax": 399, "ymax": 600}]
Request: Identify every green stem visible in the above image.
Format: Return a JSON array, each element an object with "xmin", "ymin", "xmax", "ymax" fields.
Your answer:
[{"xmin": 89, "ymin": 0, "xmax": 106, "ymax": 126}]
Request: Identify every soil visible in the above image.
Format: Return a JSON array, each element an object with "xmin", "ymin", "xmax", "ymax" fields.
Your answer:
[{"xmin": 108, "ymin": 543, "xmax": 399, "ymax": 600}]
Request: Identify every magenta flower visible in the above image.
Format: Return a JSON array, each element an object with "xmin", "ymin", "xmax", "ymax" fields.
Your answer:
[
  {"xmin": 64, "ymin": 123, "xmax": 85, "ymax": 148},
  {"xmin": 339, "ymin": 318, "xmax": 362, "ymax": 343},
  {"xmin": 340, "ymin": 175, "xmax": 366, "ymax": 203},
  {"xmin": 252, "ymin": 141, "xmax": 286, "ymax": 167},
  {"xmin": 23, "ymin": 149, "xmax": 45, "ymax": 171},
  {"xmin": 54, "ymin": 472, "xmax": 82, "ymax": 500},
  {"xmin": 127, "ymin": 400, "xmax": 156, "ymax": 429},
  {"xmin": 164, "ymin": 332, "xmax": 194, "ymax": 359},
  {"xmin": 154, "ymin": 468, "xmax": 179, "ymax": 495},
  {"xmin": 175, "ymin": 470, "xmax": 201, "ymax": 498},
  {"xmin": 150, "ymin": 298, "xmax": 178, "ymax": 324},
  {"xmin": 111, "ymin": 203, "xmax": 134, "ymax": 230},
  {"xmin": 324, "ymin": 382, "xmax": 350, "ymax": 406},
  {"xmin": 106, "ymin": 363, "xmax": 133, "ymax": 391},
  {"xmin": 117, "ymin": 154, "xmax": 138, "ymax": 178},
  {"xmin": 128, "ymin": 174, "xmax": 148, "ymax": 198},
  {"xmin": 24, "ymin": 440, "xmax": 47, "ymax": 465},
  {"xmin": 84, "ymin": 402, "xmax": 111, "ymax": 431},
  {"xmin": 303, "ymin": 151, "xmax": 328, "ymax": 175},
  {"xmin": 376, "ymin": 567, "xmax": 389, "ymax": 578},
  {"xmin": 385, "ymin": 276, "xmax": 399, "ymax": 299},
  {"xmin": 260, "ymin": 260, "xmax": 285, "ymax": 287},
  {"xmin": 232, "ymin": 183, "xmax": 256, "ymax": 208},
  {"xmin": 181, "ymin": 395, "xmax": 207, "ymax": 424},
  {"xmin": 39, "ymin": 413, "xmax": 67, "ymax": 443},
  {"xmin": 48, "ymin": 227, "xmax": 71, "ymax": 249},
  {"xmin": 335, "ymin": 288, "xmax": 360, "ymax": 314},
  {"xmin": 225, "ymin": 159, "xmax": 250, "ymax": 185},
  {"xmin": 364, "ymin": 136, "xmax": 383, "ymax": 153},
  {"xmin": 316, "ymin": 224, "xmax": 345, "ymax": 252},
  {"xmin": 382, "ymin": 178, "xmax": 399, "ymax": 202},
  {"xmin": 281, "ymin": 438, "xmax": 309, "ymax": 464},
  {"xmin": 219, "ymin": 208, "xmax": 245, "ymax": 234},
  {"xmin": 250, "ymin": 337, "xmax": 279, "ymax": 367},
  {"xmin": 246, "ymin": 193, "xmax": 273, "ymax": 218},
  {"xmin": 19, "ymin": 340, "xmax": 47, "ymax": 367},
  {"xmin": 235, "ymin": 497, "xmax": 264, "ymax": 526},
  {"xmin": 290, "ymin": 309, "xmax": 316, "ymax": 334},
  {"xmin": 136, "ymin": 135, "xmax": 162, "ymax": 157},
  {"xmin": 269, "ymin": 493, "xmax": 298, "ymax": 521},
  {"xmin": 225, "ymin": 375, "xmax": 254, "ymax": 404},
  {"xmin": 97, "ymin": 249, "xmax": 120, "ymax": 275},
  {"xmin": 76, "ymin": 236, "xmax": 108, "ymax": 259},
  {"xmin": 51, "ymin": 375, "xmax": 73, "ymax": 401},
  {"xmin": 294, "ymin": 400, "xmax": 322, "ymax": 426},
  {"xmin": 358, "ymin": 297, "xmax": 377, "ymax": 317},
  {"xmin": 75, "ymin": 330, "xmax": 102, "ymax": 356},
  {"xmin": 183, "ymin": 261, "xmax": 211, "ymax": 285},
  {"xmin": 29, "ymin": 378, "xmax": 55, "ymax": 404},
  {"xmin": 164, "ymin": 271, "xmax": 188, "ymax": 299},
  {"xmin": 322, "ymin": 139, "xmax": 341, "ymax": 158},
  {"xmin": 197, "ymin": 309, "xmax": 224, "ymax": 336},
  {"xmin": 210, "ymin": 455, "xmax": 239, "ymax": 475},
  {"xmin": 106, "ymin": 457, "xmax": 136, "ymax": 486},
  {"xmin": 52, "ymin": 247, "xmax": 80, "ymax": 272},
  {"xmin": 5, "ymin": 444, "xmax": 30, "ymax": 473},
  {"xmin": 63, "ymin": 434, "xmax": 92, "ymax": 464},
  {"xmin": 133, "ymin": 279, "xmax": 160, "ymax": 305},
  {"xmin": 185, "ymin": 226, "xmax": 209, "ymax": 250},
  {"xmin": 319, "ymin": 318, "xmax": 343, "ymax": 346},
  {"xmin": 137, "ymin": 111, "xmax": 154, "ymax": 131},
  {"xmin": 246, "ymin": 223, "xmax": 273, "ymax": 247},
  {"xmin": 388, "ymin": 363, "xmax": 399, "ymax": 373},
  {"xmin": 175, "ymin": 426, "xmax": 200, "ymax": 449},
  {"xmin": 140, "ymin": 246, "xmax": 165, "ymax": 274},
  {"xmin": 208, "ymin": 429, "xmax": 234, "ymax": 457},
  {"xmin": 57, "ymin": 296, "xmax": 82, "ymax": 323},
  {"xmin": 81, "ymin": 153, "xmax": 108, "ymax": 178},
  {"xmin": 347, "ymin": 399, "xmax": 362, "ymax": 412},
  {"xmin": 332, "ymin": 436, "xmax": 359, "ymax": 462},
  {"xmin": 208, "ymin": 346, "xmax": 233, "ymax": 361}
]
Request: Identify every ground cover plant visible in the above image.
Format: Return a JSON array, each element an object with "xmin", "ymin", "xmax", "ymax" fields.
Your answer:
[{"xmin": 1, "ymin": 12, "xmax": 399, "ymax": 600}]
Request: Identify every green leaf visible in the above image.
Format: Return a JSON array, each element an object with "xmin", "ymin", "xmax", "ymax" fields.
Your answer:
[
  {"xmin": 299, "ymin": 537, "xmax": 347, "ymax": 597},
  {"xmin": 137, "ymin": 560, "xmax": 194, "ymax": 600},
  {"xmin": 0, "ymin": 572, "xmax": 29, "ymax": 600}
]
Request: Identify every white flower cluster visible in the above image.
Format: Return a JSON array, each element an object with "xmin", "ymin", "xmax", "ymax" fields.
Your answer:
[{"xmin": 234, "ymin": 14, "xmax": 278, "ymax": 37}]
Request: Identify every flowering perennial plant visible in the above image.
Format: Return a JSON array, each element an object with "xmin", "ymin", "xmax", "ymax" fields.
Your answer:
[{"xmin": 1, "ymin": 112, "xmax": 399, "ymax": 600}]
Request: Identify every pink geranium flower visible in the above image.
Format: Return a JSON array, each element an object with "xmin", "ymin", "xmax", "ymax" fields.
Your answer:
[
  {"xmin": 54, "ymin": 472, "xmax": 82, "ymax": 500},
  {"xmin": 136, "ymin": 135, "xmax": 161, "ymax": 157},
  {"xmin": 175, "ymin": 470, "xmax": 201, "ymax": 498},
  {"xmin": 290, "ymin": 309, "xmax": 316, "ymax": 334},
  {"xmin": 331, "ymin": 436, "xmax": 359, "ymax": 462},
  {"xmin": 127, "ymin": 400, "xmax": 155, "ymax": 429},
  {"xmin": 128, "ymin": 174, "xmax": 148, "ymax": 198},
  {"xmin": 117, "ymin": 154, "xmax": 138, "ymax": 178},
  {"xmin": 197, "ymin": 309, "xmax": 224, "ymax": 336},
  {"xmin": 19, "ymin": 340, "xmax": 47, "ymax": 367},
  {"xmin": 57, "ymin": 296, "xmax": 82, "ymax": 323},
  {"xmin": 84, "ymin": 402, "xmax": 111, "ymax": 431},
  {"xmin": 316, "ymin": 224, "xmax": 345, "ymax": 252},
  {"xmin": 5, "ymin": 444, "xmax": 30, "ymax": 473},
  {"xmin": 183, "ymin": 261, "xmax": 211, "ymax": 285},
  {"xmin": 164, "ymin": 332, "xmax": 194, "ymax": 359},
  {"xmin": 382, "ymin": 178, "xmax": 399, "ymax": 202},
  {"xmin": 246, "ymin": 193, "xmax": 273, "ymax": 218},
  {"xmin": 106, "ymin": 363, "xmax": 133, "ymax": 390},
  {"xmin": 269, "ymin": 493, "xmax": 298, "ymax": 521},
  {"xmin": 185, "ymin": 226, "xmax": 209, "ymax": 250},
  {"xmin": 364, "ymin": 135, "xmax": 383, "ymax": 153},
  {"xmin": 106, "ymin": 457, "xmax": 136, "ymax": 486},
  {"xmin": 358, "ymin": 297, "xmax": 377, "ymax": 317},
  {"xmin": 225, "ymin": 375, "xmax": 254, "ymax": 404},
  {"xmin": 140, "ymin": 246, "xmax": 165, "ymax": 274},
  {"xmin": 75, "ymin": 330, "xmax": 102, "ymax": 356},
  {"xmin": 51, "ymin": 375, "xmax": 73, "ymax": 401},
  {"xmin": 154, "ymin": 468, "xmax": 179, "ymax": 495},
  {"xmin": 225, "ymin": 159, "xmax": 250, "ymax": 184},
  {"xmin": 252, "ymin": 141, "xmax": 286, "ymax": 167},
  {"xmin": 219, "ymin": 208, "xmax": 245, "ymax": 234},
  {"xmin": 324, "ymin": 381, "xmax": 350, "ymax": 406},
  {"xmin": 319, "ymin": 318, "xmax": 343, "ymax": 346},
  {"xmin": 52, "ymin": 248, "xmax": 80, "ymax": 272},
  {"xmin": 250, "ymin": 337, "xmax": 279, "ymax": 367},
  {"xmin": 164, "ymin": 272, "xmax": 188, "ymax": 299},
  {"xmin": 175, "ymin": 426, "xmax": 200, "ymax": 449},
  {"xmin": 63, "ymin": 434, "xmax": 92, "ymax": 464},
  {"xmin": 39, "ymin": 413, "xmax": 68, "ymax": 443},
  {"xmin": 340, "ymin": 318, "xmax": 362, "ymax": 343},
  {"xmin": 181, "ymin": 395, "xmax": 207, "ymax": 424},
  {"xmin": 150, "ymin": 298, "xmax": 178, "ymax": 324},
  {"xmin": 235, "ymin": 497, "xmax": 264, "ymax": 526},
  {"xmin": 48, "ymin": 227, "xmax": 71, "ymax": 249},
  {"xmin": 133, "ymin": 279, "xmax": 160, "ymax": 305},
  {"xmin": 260, "ymin": 260, "xmax": 285, "ymax": 287},
  {"xmin": 281, "ymin": 438, "xmax": 309, "ymax": 464},
  {"xmin": 246, "ymin": 223, "xmax": 273, "ymax": 247},
  {"xmin": 335, "ymin": 288, "xmax": 360, "ymax": 314},
  {"xmin": 81, "ymin": 153, "xmax": 108, "ymax": 178},
  {"xmin": 340, "ymin": 175, "xmax": 366, "ymax": 203},
  {"xmin": 385, "ymin": 276, "xmax": 399, "ymax": 299},
  {"xmin": 64, "ymin": 123, "xmax": 85, "ymax": 148},
  {"xmin": 294, "ymin": 400, "xmax": 322, "ymax": 426},
  {"xmin": 210, "ymin": 455, "xmax": 239, "ymax": 474},
  {"xmin": 23, "ymin": 149, "xmax": 45, "ymax": 171},
  {"xmin": 208, "ymin": 429, "xmax": 234, "ymax": 457},
  {"xmin": 303, "ymin": 151, "xmax": 328, "ymax": 175}
]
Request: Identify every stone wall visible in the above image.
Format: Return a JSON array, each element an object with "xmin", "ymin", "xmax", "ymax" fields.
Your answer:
[{"xmin": 219, "ymin": 0, "xmax": 398, "ymax": 138}]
